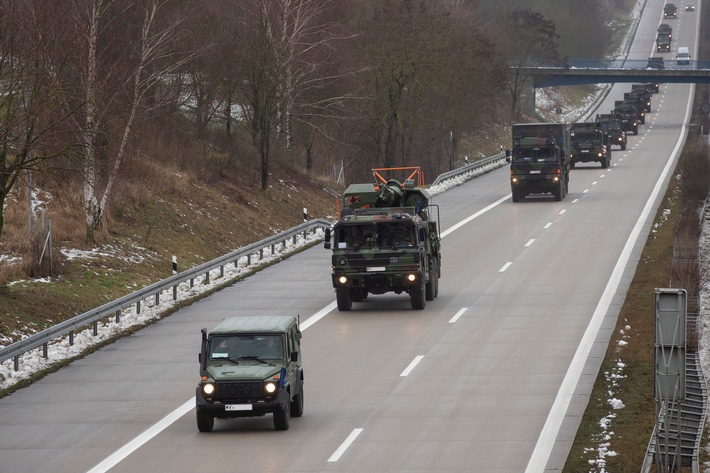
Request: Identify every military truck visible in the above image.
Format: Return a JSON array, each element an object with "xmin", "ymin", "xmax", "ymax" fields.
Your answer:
[
  {"xmin": 615, "ymin": 99, "xmax": 644, "ymax": 128},
  {"xmin": 196, "ymin": 315, "xmax": 304, "ymax": 432},
  {"xmin": 624, "ymin": 91, "xmax": 651, "ymax": 115},
  {"xmin": 657, "ymin": 23, "xmax": 672, "ymax": 40},
  {"xmin": 656, "ymin": 35, "xmax": 671, "ymax": 52},
  {"xmin": 595, "ymin": 113, "xmax": 627, "ymax": 150},
  {"xmin": 664, "ymin": 3, "xmax": 677, "ymax": 18},
  {"xmin": 324, "ymin": 168, "xmax": 441, "ymax": 311},
  {"xmin": 505, "ymin": 123, "xmax": 571, "ymax": 202},
  {"xmin": 570, "ymin": 122, "xmax": 610, "ymax": 168}
]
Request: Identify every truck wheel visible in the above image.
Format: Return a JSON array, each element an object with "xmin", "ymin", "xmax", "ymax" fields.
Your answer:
[
  {"xmin": 621, "ymin": 143, "xmax": 626, "ymax": 150},
  {"xmin": 512, "ymin": 188, "xmax": 522, "ymax": 203},
  {"xmin": 336, "ymin": 288, "xmax": 352, "ymax": 311},
  {"xmin": 410, "ymin": 280, "xmax": 425, "ymax": 310},
  {"xmin": 291, "ymin": 382, "xmax": 304, "ymax": 418},
  {"xmin": 196, "ymin": 410, "xmax": 214, "ymax": 432},
  {"xmin": 553, "ymin": 185, "xmax": 562, "ymax": 201},
  {"xmin": 433, "ymin": 260, "xmax": 439, "ymax": 298},
  {"xmin": 425, "ymin": 260, "xmax": 436, "ymax": 301},
  {"xmin": 570, "ymin": 161, "xmax": 576, "ymax": 169},
  {"xmin": 273, "ymin": 399, "xmax": 291, "ymax": 431}
]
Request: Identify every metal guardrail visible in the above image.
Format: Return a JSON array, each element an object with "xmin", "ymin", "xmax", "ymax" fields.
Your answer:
[
  {"xmin": 430, "ymin": 152, "xmax": 506, "ymax": 188},
  {"xmin": 0, "ymin": 218, "xmax": 332, "ymax": 370}
]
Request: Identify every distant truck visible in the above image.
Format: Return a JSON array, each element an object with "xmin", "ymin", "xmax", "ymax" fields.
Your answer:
[
  {"xmin": 506, "ymin": 123, "xmax": 571, "ymax": 202},
  {"xmin": 570, "ymin": 122, "xmax": 611, "ymax": 168},
  {"xmin": 595, "ymin": 113, "xmax": 627, "ymax": 150},
  {"xmin": 611, "ymin": 103, "xmax": 639, "ymax": 136},
  {"xmin": 664, "ymin": 3, "xmax": 677, "ymax": 18},
  {"xmin": 657, "ymin": 23, "xmax": 672, "ymax": 40},
  {"xmin": 324, "ymin": 168, "xmax": 441, "ymax": 310},
  {"xmin": 624, "ymin": 90, "xmax": 651, "ymax": 113},
  {"xmin": 615, "ymin": 99, "xmax": 645, "ymax": 125},
  {"xmin": 656, "ymin": 35, "xmax": 671, "ymax": 52}
]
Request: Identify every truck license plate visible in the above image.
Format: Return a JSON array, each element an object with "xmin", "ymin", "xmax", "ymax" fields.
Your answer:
[
  {"xmin": 225, "ymin": 404, "xmax": 252, "ymax": 411},
  {"xmin": 529, "ymin": 170, "xmax": 540, "ymax": 174}
]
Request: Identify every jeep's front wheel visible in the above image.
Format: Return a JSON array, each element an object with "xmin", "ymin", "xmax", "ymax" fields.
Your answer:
[
  {"xmin": 410, "ymin": 279, "xmax": 425, "ymax": 310},
  {"xmin": 336, "ymin": 287, "xmax": 352, "ymax": 311},
  {"xmin": 273, "ymin": 399, "xmax": 291, "ymax": 431},
  {"xmin": 291, "ymin": 383, "xmax": 304, "ymax": 418},
  {"xmin": 196, "ymin": 410, "xmax": 214, "ymax": 432}
]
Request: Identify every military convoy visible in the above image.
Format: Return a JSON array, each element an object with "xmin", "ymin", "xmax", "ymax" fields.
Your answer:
[
  {"xmin": 324, "ymin": 168, "xmax": 441, "ymax": 311},
  {"xmin": 570, "ymin": 122, "xmax": 611, "ymax": 168},
  {"xmin": 506, "ymin": 123, "xmax": 571, "ymax": 202},
  {"xmin": 196, "ymin": 315, "xmax": 304, "ymax": 432},
  {"xmin": 595, "ymin": 113, "xmax": 627, "ymax": 150}
]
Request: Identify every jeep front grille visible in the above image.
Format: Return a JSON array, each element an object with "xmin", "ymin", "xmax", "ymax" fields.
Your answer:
[{"xmin": 215, "ymin": 381, "xmax": 262, "ymax": 402}]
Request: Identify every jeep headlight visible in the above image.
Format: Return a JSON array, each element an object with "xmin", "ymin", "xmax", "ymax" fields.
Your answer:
[
  {"xmin": 202, "ymin": 383, "xmax": 215, "ymax": 396},
  {"xmin": 264, "ymin": 381, "xmax": 277, "ymax": 394}
]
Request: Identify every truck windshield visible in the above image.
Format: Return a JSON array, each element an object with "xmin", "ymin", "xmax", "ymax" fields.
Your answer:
[
  {"xmin": 513, "ymin": 148, "xmax": 555, "ymax": 163},
  {"xmin": 210, "ymin": 335, "xmax": 284, "ymax": 361},
  {"xmin": 376, "ymin": 222, "xmax": 415, "ymax": 248},
  {"xmin": 573, "ymin": 132, "xmax": 602, "ymax": 145},
  {"xmin": 336, "ymin": 224, "xmax": 375, "ymax": 249}
]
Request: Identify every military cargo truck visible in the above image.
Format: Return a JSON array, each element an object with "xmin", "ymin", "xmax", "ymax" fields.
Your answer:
[
  {"xmin": 595, "ymin": 113, "xmax": 627, "ymax": 150},
  {"xmin": 614, "ymin": 100, "xmax": 643, "ymax": 130},
  {"xmin": 506, "ymin": 123, "xmax": 571, "ymax": 202},
  {"xmin": 656, "ymin": 35, "xmax": 671, "ymax": 52},
  {"xmin": 657, "ymin": 23, "xmax": 672, "ymax": 40},
  {"xmin": 624, "ymin": 90, "xmax": 651, "ymax": 113},
  {"xmin": 196, "ymin": 315, "xmax": 304, "ymax": 432},
  {"xmin": 664, "ymin": 3, "xmax": 677, "ymax": 18},
  {"xmin": 324, "ymin": 169, "xmax": 441, "ymax": 311},
  {"xmin": 570, "ymin": 122, "xmax": 610, "ymax": 168}
]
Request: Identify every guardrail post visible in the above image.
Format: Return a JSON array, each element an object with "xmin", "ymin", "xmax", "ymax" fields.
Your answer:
[
  {"xmin": 137, "ymin": 301, "xmax": 141, "ymax": 314},
  {"xmin": 220, "ymin": 265, "xmax": 224, "ymax": 278},
  {"xmin": 248, "ymin": 254, "xmax": 252, "ymax": 265},
  {"xmin": 42, "ymin": 343, "xmax": 48, "ymax": 358},
  {"xmin": 155, "ymin": 293, "xmax": 160, "ymax": 305},
  {"xmin": 115, "ymin": 309, "xmax": 120, "ymax": 323},
  {"xmin": 190, "ymin": 277, "xmax": 194, "ymax": 288},
  {"xmin": 69, "ymin": 330, "xmax": 74, "ymax": 346},
  {"xmin": 14, "ymin": 355, "xmax": 18, "ymax": 371},
  {"xmin": 259, "ymin": 249, "xmax": 264, "ymax": 260},
  {"xmin": 173, "ymin": 285, "xmax": 178, "ymax": 301},
  {"xmin": 204, "ymin": 271, "xmax": 210, "ymax": 284},
  {"xmin": 93, "ymin": 321, "xmax": 98, "ymax": 336}
]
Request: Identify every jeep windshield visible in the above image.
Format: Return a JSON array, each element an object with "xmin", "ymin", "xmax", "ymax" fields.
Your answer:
[
  {"xmin": 209, "ymin": 334, "xmax": 284, "ymax": 362},
  {"xmin": 512, "ymin": 147, "xmax": 556, "ymax": 163}
]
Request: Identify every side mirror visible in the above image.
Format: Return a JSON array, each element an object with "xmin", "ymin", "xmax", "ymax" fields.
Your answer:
[
  {"xmin": 505, "ymin": 149, "xmax": 511, "ymax": 163},
  {"xmin": 324, "ymin": 228, "xmax": 331, "ymax": 250}
]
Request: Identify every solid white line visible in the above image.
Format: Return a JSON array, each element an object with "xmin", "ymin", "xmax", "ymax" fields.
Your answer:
[
  {"xmin": 86, "ymin": 398, "xmax": 195, "ymax": 473},
  {"xmin": 449, "ymin": 307, "xmax": 468, "ymax": 323},
  {"xmin": 525, "ymin": 239, "xmax": 535, "ymax": 247},
  {"xmin": 84, "ymin": 300, "xmax": 336, "ymax": 473},
  {"xmin": 440, "ymin": 195, "xmax": 509, "ymax": 239},
  {"xmin": 524, "ymin": 81, "xmax": 695, "ymax": 473},
  {"xmin": 499, "ymin": 262, "xmax": 512, "ymax": 272},
  {"xmin": 400, "ymin": 355, "xmax": 424, "ymax": 377},
  {"xmin": 328, "ymin": 428, "xmax": 363, "ymax": 462}
]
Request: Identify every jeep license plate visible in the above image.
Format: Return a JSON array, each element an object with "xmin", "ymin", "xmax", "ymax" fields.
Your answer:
[{"xmin": 225, "ymin": 404, "xmax": 252, "ymax": 411}]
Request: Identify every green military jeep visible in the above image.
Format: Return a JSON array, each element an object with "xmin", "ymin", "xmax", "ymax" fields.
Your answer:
[{"xmin": 195, "ymin": 315, "xmax": 304, "ymax": 431}]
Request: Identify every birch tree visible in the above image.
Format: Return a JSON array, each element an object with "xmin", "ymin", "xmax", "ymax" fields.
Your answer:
[{"xmin": 71, "ymin": 0, "xmax": 190, "ymax": 244}]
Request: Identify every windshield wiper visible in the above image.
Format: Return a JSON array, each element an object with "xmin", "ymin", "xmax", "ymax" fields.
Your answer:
[{"xmin": 237, "ymin": 356, "xmax": 269, "ymax": 364}]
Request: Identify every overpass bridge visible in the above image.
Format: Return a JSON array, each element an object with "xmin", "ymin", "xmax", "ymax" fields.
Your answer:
[{"xmin": 516, "ymin": 58, "xmax": 710, "ymax": 115}]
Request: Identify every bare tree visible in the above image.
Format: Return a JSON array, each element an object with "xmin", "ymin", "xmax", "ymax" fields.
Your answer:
[
  {"xmin": 0, "ymin": 1, "xmax": 73, "ymax": 239},
  {"xmin": 68, "ymin": 0, "xmax": 191, "ymax": 243}
]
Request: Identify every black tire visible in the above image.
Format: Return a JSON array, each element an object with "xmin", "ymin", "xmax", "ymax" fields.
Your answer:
[
  {"xmin": 196, "ymin": 410, "xmax": 214, "ymax": 433},
  {"xmin": 433, "ymin": 261, "xmax": 439, "ymax": 298},
  {"xmin": 291, "ymin": 382, "xmax": 304, "ymax": 418},
  {"xmin": 570, "ymin": 161, "xmax": 576, "ymax": 169},
  {"xmin": 410, "ymin": 280, "xmax": 425, "ymax": 310},
  {"xmin": 553, "ymin": 185, "xmax": 562, "ymax": 201},
  {"xmin": 425, "ymin": 261, "xmax": 435, "ymax": 301},
  {"xmin": 273, "ymin": 398, "xmax": 291, "ymax": 431},
  {"xmin": 336, "ymin": 287, "xmax": 352, "ymax": 311},
  {"xmin": 512, "ymin": 188, "xmax": 521, "ymax": 203},
  {"xmin": 621, "ymin": 142, "xmax": 627, "ymax": 150}
]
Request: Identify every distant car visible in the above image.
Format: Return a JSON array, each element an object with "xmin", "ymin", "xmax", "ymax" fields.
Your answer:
[{"xmin": 685, "ymin": 5, "xmax": 695, "ymax": 11}]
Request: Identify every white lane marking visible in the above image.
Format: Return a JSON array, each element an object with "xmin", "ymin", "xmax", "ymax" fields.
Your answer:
[
  {"xmin": 583, "ymin": 189, "xmax": 589, "ymax": 194},
  {"xmin": 440, "ymin": 194, "xmax": 510, "ymax": 238},
  {"xmin": 525, "ymin": 239, "xmax": 535, "ymax": 247},
  {"xmin": 328, "ymin": 428, "xmax": 363, "ymax": 462},
  {"xmin": 499, "ymin": 262, "xmax": 512, "ymax": 272},
  {"xmin": 449, "ymin": 307, "xmax": 468, "ymax": 323},
  {"xmin": 301, "ymin": 301, "xmax": 337, "ymax": 330},
  {"xmin": 558, "ymin": 209, "xmax": 566, "ymax": 215},
  {"xmin": 400, "ymin": 355, "xmax": 424, "ymax": 377},
  {"xmin": 572, "ymin": 198, "xmax": 579, "ymax": 203},
  {"xmin": 524, "ymin": 81, "xmax": 695, "ymax": 473},
  {"xmin": 592, "ymin": 181, "xmax": 598, "ymax": 186},
  {"xmin": 544, "ymin": 223, "xmax": 552, "ymax": 229},
  {"xmin": 86, "ymin": 398, "xmax": 195, "ymax": 473},
  {"xmin": 85, "ymin": 300, "xmax": 336, "ymax": 473}
]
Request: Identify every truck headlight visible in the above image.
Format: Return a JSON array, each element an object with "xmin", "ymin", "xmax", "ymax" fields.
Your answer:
[
  {"xmin": 202, "ymin": 383, "xmax": 215, "ymax": 396},
  {"xmin": 338, "ymin": 275, "xmax": 347, "ymax": 284},
  {"xmin": 407, "ymin": 274, "xmax": 417, "ymax": 282}
]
